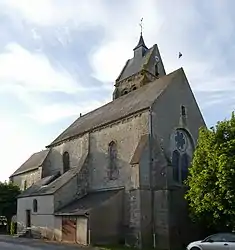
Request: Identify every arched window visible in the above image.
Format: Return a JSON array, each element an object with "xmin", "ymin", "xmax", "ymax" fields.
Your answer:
[
  {"xmin": 172, "ymin": 150, "xmax": 180, "ymax": 182},
  {"xmin": 108, "ymin": 141, "xmax": 118, "ymax": 180},
  {"xmin": 171, "ymin": 129, "xmax": 193, "ymax": 184},
  {"xmin": 155, "ymin": 63, "xmax": 159, "ymax": 77},
  {"xmin": 122, "ymin": 89, "xmax": 128, "ymax": 96},
  {"xmin": 131, "ymin": 85, "xmax": 137, "ymax": 91},
  {"xmin": 63, "ymin": 151, "xmax": 70, "ymax": 173},
  {"xmin": 33, "ymin": 199, "xmax": 38, "ymax": 213},
  {"xmin": 181, "ymin": 153, "xmax": 189, "ymax": 182}
]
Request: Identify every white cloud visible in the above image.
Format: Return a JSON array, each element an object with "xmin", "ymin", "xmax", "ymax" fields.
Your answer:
[
  {"xmin": 0, "ymin": 42, "xmax": 83, "ymax": 94},
  {"xmin": 0, "ymin": 116, "xmax": 46, "ymax": 182},
  {"xmin": 0, "ymin": 0, "xmax": 107, "ymax": 27},
  {"xmin": 25, "ymin": 99, "xmax": 109, "ymax": 124}
]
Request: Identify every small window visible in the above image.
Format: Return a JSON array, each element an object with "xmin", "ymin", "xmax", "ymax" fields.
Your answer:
[
  {"xmin": 108, "ymin": 141, "xmax": 118, "ymax": 180},
  {"xmin": 63, "ymin": 151, "xmax": 70, "ymax": 173},
  {"xmin": 181, "ymin": 105, "xmax": 186, "ymax": 116},
  {"xmin": 33, "ymin": 199, "xmax": 38, "ymax": 213}
]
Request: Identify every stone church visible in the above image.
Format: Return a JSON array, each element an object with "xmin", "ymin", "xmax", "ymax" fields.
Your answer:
[{"xmin": 10, "ymin": 32, "xmax": 205, "ymax": 250}]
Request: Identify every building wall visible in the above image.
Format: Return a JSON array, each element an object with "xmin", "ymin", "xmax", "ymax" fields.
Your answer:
[
  {"xmin": 89, "ymin": 112, "xmax": 149, "ymax": 191},
  {"xmin": 54, "ymin": 154, "xmax": 89, "ymax": 211},
  {"xmin": 138, "ymin": 140, "xmax": 150, "ymax": 189},
  {"xmin": 89, "ymin": 190, "xmax": 123, "ymax": 245},
  {"xmin": 17, "ymin": 195, "xmax": 61, "ymax": 240},
  {"xmin": 87, "ymin": 112, "xmax": 149, "ymax": 247},
  {"xmin": 150, "ymin": 70, "xmax": 206, "ymax": 250},
  {"xmin": 45, "ymin": 133, "xmax": 89, "ymax": 176},
  {"xmin": 140, "ymin": 190, "xmax": 152, "ymax": 247},
  {"xmin": 12, "ymin": 168, "xmax": 42, "ymax": 191},
  {"xmin": 151, "ymin": 70, "xmax": 205, "ymax": 165}
]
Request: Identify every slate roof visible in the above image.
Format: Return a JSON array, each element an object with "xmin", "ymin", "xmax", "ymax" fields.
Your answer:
[
  {"xmin": 117, "ymin": 46, "xmax": 153, "ymax": 82},
  {"xmin": 48, "ymin": 68, "xmax": 183, "ymax": 147},
  {"xmin": 133, "ymin": 33, "xmax": 148, "ymax": 50},
  {"xmin": 10, "ymin": 149, "xmax": 49, "ymax": 177},
  {"xmin": 17, "ymin": 172, "xmax": 60, "ymax": 198},
  {"xmin": 18, "ymin": 152, "xmax": 88, "ymax": 198},
  {"xmin": 55, "ymin": 188, "xmax": 123, "ymax": 216}
]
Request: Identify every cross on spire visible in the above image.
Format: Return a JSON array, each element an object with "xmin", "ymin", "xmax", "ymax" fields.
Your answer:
[
  {"xmin": 133, "ymin": 18, "xmax": 147, "ymax": 51},
  {"xmin": 139, "ymin": 18, "xmax": 143, "ymax": 34}
]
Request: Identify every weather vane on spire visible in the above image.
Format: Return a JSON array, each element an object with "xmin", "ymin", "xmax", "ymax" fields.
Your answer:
[{"xmin": 139, "ymin": 18, "xmax": 143, "ymax": 34}]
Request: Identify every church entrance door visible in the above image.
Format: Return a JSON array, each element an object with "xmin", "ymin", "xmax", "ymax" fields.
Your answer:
[
  {"xmin": 26, "ymin": 210, "xmax": 31, "ymax": 228},
  {"xmin": 62, "ymin": 216, "xmax": 77, "ymax": 243}
]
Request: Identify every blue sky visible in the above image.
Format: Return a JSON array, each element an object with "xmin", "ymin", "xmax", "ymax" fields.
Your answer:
[{"xmin": 0, "ymin": 0, "xmax": 235, "ymax": 181}]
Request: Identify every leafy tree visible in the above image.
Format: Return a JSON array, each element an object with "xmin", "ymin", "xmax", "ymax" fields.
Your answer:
[
  {"xmin": 185, "ymin": 112, "xmax": 235, "ymax": 231},
  {"xmin": 0, "ymin": 181, "xmax": 21, "ymax": 233}
]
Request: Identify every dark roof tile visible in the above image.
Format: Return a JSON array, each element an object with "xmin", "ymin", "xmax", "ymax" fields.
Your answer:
[
  {"xmin": 10, "ymin": 149, "xmax": 49, "ymax": 177},
  {"xmin": 55, "ymin": 189, "xmax": 123, "ymax": 216},
  {"xmin": 48, "ymin": 68, "xmax": 182, "ymax": 147},
  {"xmin": 18, "ymin": 152, "xmax": 88, "ymax": 197}
]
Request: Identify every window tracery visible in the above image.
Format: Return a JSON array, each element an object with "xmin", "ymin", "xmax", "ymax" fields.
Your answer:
[{"xmin": 171, "ymin": 129, "xmax": 193, "ymax": 183}]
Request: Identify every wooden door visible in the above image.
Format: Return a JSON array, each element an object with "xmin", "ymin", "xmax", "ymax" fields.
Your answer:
[
  {"xmin": 62, "ymin": 217, "xmax": 77, "ymax": 242},
  {"xmin": 26, "ymin": 210, "xmax": 31, "ymax": 228}
]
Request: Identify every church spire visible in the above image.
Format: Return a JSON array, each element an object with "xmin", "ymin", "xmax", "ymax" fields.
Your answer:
[
  {"xmin": 133, "ymin": 18, "xmax": 148, "ymax": 57},
  {"xmin": 133, "ymin": 32, "xmax": 148, "ymax": 51}
]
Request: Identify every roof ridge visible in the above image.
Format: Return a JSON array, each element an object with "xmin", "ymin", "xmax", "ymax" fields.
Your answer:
[
  {"xmin": 47, "ymin": 68, "xmax": 184, "ymax": 147},
  {"xmin": 10, "ymin": 149, "xmax": 50, "ymax": 177}
]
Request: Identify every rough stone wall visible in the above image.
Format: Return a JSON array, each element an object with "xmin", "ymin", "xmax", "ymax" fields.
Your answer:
[
  {"xmin": 54, "ymin": 154, "xmax": 89, "ymax": 212},
  {"xmin": 89, "ymin": 190, "xmax": 123, "ymax": 245},
  {"xmin": 88, "ymin": 111, "xmax": 148, "ymax": 247},
  {"xmin": 140, "ymin": 190, "xmax": 152, "ymax": 247},
  {"xmin": 138, "ymin": 140, "xmax": 150, "ymax": 189},
  {"xmin": 154, "ymin": 190, "xmax": 170, "ymax": 250},
  {"xmin": 115, "ymin": 71, "xmax": 157, "ymax": 97},
  {"xmin": 89, "ymin": 112, "xmax": 148, "ymax": 191},
  {"xmin": 12, "ymin": 168, "xmax": 42, "ymax": 190},
  {"xmin": 45, "ymin": 133, "xmax": 89, "ymax": 176}
]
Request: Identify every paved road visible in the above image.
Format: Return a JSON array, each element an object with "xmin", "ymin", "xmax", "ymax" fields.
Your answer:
[{"xmin": 0, "ymin": 235, "xmax": 93, "ymax": 250}]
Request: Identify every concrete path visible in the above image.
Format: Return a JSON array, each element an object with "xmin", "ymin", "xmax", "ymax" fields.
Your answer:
[{"xmin": 0, "ymin": 235, "xmax": 94, "ymax": 250}]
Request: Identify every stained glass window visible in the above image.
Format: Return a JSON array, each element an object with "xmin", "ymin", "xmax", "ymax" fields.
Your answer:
[{"xmin": 172, "ymin": 150, "xmax": 180, "ymax": 182}]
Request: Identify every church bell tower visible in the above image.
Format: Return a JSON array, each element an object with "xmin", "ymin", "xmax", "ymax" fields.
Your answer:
[{"xmin": 113, "ymin": 25, "xmax": 166, "ymax": 100}]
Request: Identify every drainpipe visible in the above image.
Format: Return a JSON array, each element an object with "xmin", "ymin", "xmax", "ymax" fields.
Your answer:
[{"xmin": 149, "ymin": 107, "xmax": 156, "ymax": 248}]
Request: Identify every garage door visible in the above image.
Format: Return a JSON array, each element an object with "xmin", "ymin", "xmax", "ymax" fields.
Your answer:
[{"xmin": 62, "ymin": 217, "xmax": 77, "ymax": 242}]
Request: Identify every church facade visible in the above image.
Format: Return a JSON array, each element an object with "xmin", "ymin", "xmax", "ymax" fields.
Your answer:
[{"xmin": 12, "ymin": 33, "xmax": 205, "ymax": 250}]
